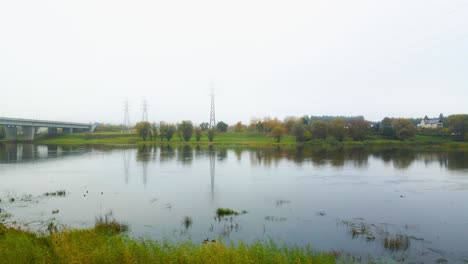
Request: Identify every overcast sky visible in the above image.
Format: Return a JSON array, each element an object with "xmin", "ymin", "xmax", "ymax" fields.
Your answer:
[{"xmin": 1, "ymin": 0, "xmax": 467, "ymax": 124}]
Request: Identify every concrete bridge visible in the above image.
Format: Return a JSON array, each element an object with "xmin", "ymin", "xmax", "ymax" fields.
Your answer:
[{"xmin": 0, "ymin": 117, "xmax": 97, "ymax": 141}]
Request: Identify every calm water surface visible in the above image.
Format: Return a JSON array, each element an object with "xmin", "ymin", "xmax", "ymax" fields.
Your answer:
[{"xmin": 0, "ymin": 144, "xmax": 467, "ymax": 263}]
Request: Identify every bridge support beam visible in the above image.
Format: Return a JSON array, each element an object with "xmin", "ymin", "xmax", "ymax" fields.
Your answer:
[
  {"xmin": 6, "ymin": 126, "xmax": 17, "ymax": 141},
  {"xmin": 22, "ymin": 126, "xmax": 35, "ymax": 141},
  {"xmin": 63, "ymin": 128, "xmax": 73, "ymax": 134}
]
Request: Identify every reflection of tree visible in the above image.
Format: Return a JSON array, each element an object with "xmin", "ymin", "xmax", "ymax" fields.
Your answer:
[
  {"xmin": 345, "ymin": 148, "xmax": 369, "ymax": 168},
  {"xmin": 160, "ymin": 144, "xmax": 176, "ymax": 163},
  {"xmin": 177, "ymin": 145, "xmax": 193, "ymax": 165},
  {"xmin": 234, "ymin": 148, "xmax": 243, "ymax": 162},
  {"xmin": 447, "ymin": 151, "xmax": 468, "ymax": 171},
  {"xmin": 328, "ymin": 148, "xmax": 345, "ymax": 167},
  {"xmin": 391, "ymin": 149, "xmax": 416, "ymax": 170},
  {"xmin": 136, "ymin": 145, "xmax": 152, "ymax": 186},
  {"xmin": 217, "ymin": 149, "xmax": 228, "ymax": 161}
]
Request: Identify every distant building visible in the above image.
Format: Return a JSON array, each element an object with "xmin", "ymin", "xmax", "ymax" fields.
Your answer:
[{"xmin": 418, "ymin": 114, "xmax": 443, "ymax": 129}]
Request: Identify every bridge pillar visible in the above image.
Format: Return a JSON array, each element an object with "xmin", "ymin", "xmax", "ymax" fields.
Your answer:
[
  {"xmin": 22, "ymin": 126, "xmax": 35, "ymax": 141},
  {"xmin": 48, "ymin": 127, "xmax": 58, "ymax": 137},
  {"xmin": 63, "ymin": 128, "xmax": 73, "ymax": 134},
  {"xmin": 6, "ymin": 126, "xmax": 17, "ymax": 141}
]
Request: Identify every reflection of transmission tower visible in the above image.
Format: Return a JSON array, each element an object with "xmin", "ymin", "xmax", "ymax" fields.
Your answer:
[
  {"xmin": 123, "ymin": 149, "xmax": 131, "ymax": 184},
  {"xmin": 209, "ymin": 152, "xmax": 215, "ymax": 201},
  {"xmin": 122, "ymin": 100, "xmax": 131, "ymax": 133},
  {"xmin": 209, "ymin": 86, "xmax": 216, "ymax": 129},
  {"xmin": 142, "ymin": 99, "xmax": 149, "ymax": 122}
]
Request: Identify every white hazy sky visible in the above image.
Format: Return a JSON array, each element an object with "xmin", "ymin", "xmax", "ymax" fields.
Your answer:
[{"xmin": 1, "ymin": 0, "xmax": 467, "ymax": 125}]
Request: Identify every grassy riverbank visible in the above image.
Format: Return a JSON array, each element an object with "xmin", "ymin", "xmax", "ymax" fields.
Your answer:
[
  {"xmin": 0, "ymin": 223, "xmax": 336, "ymax": 264},
  {"xmin": 3, "ymin": 132, "xmax": 467, "ymax": 149}
]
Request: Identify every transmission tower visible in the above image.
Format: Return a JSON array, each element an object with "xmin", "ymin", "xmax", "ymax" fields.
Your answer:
[
  {"xmin": 122, "ymin": 100, "xmax": 131, "ymax": 133},
  {"xmin": 142, "ymin": 99, "xmax": 149, "ymax": 122},
  {"xmin": 209, "ymin": 86, "xmax": 216, "ymax": 129}
]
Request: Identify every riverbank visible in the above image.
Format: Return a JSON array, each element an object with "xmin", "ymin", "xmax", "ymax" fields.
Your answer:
[
  {"xmin": 0, "ymin": 223, "xmax": 336, "ymax": 264},
  {"xmin": 2, "ymin": 132, "xmax": 467, "ymax": 149}
]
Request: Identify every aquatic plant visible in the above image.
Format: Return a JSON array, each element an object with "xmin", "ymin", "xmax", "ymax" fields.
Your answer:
[
  {"xmin": 95, "ymin": 213, "xmax": 128, "ymax": 234},
  {"xmin": 44, "ymin": 190, "xmax": 67, "ymax": 197},
  {"xmin": 216, "ymin": 208, "xmax": 239, "ymax": 217},
  {"xmin": 383, "ymin": 235, "xmax": 410, "ymax": 251},
  {"xmin": 182, "ymin": 216, "xmax": 193, "ymax": 229}
]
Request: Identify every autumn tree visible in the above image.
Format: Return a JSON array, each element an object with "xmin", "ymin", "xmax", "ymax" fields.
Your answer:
[
  {"xmin": 283, "ymin": 116, "xmax": 297, "ymax": 134},
  {"xmin": 272, "ymin": 125, "xmax": 286, "ymax": 142},
  {"xmin": 135, "ymin": 121, "xmax": 152, "ymax": 141},
  {"xmin": 347, "ymin": 118, "xmax": 369, "ymax": 141},
  {"xmin": 293, "ymin": 123, "xmax": 307, "ymax": 142},
  {"xmin": 447, "ymin": 114, "xmax": 468, "ymax": 141},
  {"xmin": 311, "ymin": 120, "xmax": 327, "ymax": 140},
  {"xmin": 234, "ymin": 121, "xmax": 245, "ymax": 132},
  {"xmin": 327, "ymin": 118, "xmax": 345, "ymax": 141},
  {"xmin": 392, "ymin": 118, "xmax": 417, "ymax": 140}
]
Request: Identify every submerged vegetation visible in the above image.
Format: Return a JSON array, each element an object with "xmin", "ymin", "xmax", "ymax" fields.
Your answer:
[
  {"xmin": 216, "ymin": 208, "xmax": 240, "ymax": 217},
  {"xmin": 0, "ymin": 223, "xmax": 336, "ymax": 264},
  {"xmin": 44, "ymin": 190, "xmax": 67, "ymax": 197}
]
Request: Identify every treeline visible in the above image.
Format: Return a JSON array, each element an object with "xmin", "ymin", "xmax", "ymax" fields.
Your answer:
[
  {"xmin": 134, "ymin": 121, "xmax": 217, "ymax": 142},
  {"xmin": 114, "ymin": 114, "xmax": 468, "ymax": 143}
]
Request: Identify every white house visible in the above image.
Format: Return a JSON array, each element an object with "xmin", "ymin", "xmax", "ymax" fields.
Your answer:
[{"xmin": 418, "ymin": 115, "xmax": 443, "ymax": 129}]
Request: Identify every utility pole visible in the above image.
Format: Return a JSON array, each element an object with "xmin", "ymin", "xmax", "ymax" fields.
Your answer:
[
  {"xmin": 142, "ymin": 99, "xmax": 149, "ymax": 122},
  {"xmin": 209, "ymin": 84, "xmax": 216, "ymax": 129},
  {"xmin": 122, "ymin": 100, "xmax": 131, "ymax": 133}
]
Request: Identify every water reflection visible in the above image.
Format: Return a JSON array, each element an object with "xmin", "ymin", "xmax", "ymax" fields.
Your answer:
[{"xmin": 0, "ymin": 143, "xmax": 467, "ymax": 172}]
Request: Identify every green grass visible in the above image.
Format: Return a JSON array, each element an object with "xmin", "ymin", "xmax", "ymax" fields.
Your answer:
[
  {"xmin": 0, "ymin": 223, "xmax": 337, "ymax": 264},
  {"xmin": 8, "ymin": 131, "xmax": 466, "ymax": 150}
]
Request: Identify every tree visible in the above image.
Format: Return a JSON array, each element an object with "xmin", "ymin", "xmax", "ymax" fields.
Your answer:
[
  {"xmin": 216, "ymin": 121, "xmax": 228, "ymax": 132},
  {"xmin": 151, "ymin": 122, "xmax": 158, "ymax": 141},
  {"xmin": 293, "ymin": 123, "xmax": 306, "ymax": 142},
  {"xmin": 327, "ymin": 119, "xmax": 345, "ymax": 141},
  {"xmin": 234, "ymin": 121, "xmax": 245, "ymax": 132},
  {"xmin": 135, "ymin": 122, "xmax": 152, "ymax": 141},
  {"xmin": 283, "ymin": 116, "xmax": 297, "ymax": 133},
  {"xmin": 447, "ymin": 114, "xmax": 468, "ymax": 141},
  {"xmin": 207, "ymin": 128, "xmax": 216, "ymax": 142},
  {"xmin": 380, "ymin": 117, "xmax": 395, "ymax": 138},
  {"xmin": 176, "ymin": 123, "xmax": 184, "ymax": 140},
  {"xmin": 159, "ymin": 122, "xmax": 167, "ymax": 141},
  {"xmin": 392, "ymin": 118, "xmax": 417, "ymax": 140},
  {"xmin": 194, "ymin": 127, "xmax": 202, "ymax": 141},
  {"xmin": 347, "ymin": 118, "xmax": 369, "ymax": 141},
  {"xmin": 200, "ymin": 122, "xmax": 209, "ymax": 131},
  {"xmin": 311, "ymin": 120, "xmax": 327, "ymax": 140},
  {"xmin": 165, "ymin": 124, "xmax": 176, "ymax": 141},
  {"xmin": 272, "ymin": 125, "xmax": 285, "ymax": 142},
  {"xmin": 179, "ymin": 120, "xmax": 194, "ymax": 141}
]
